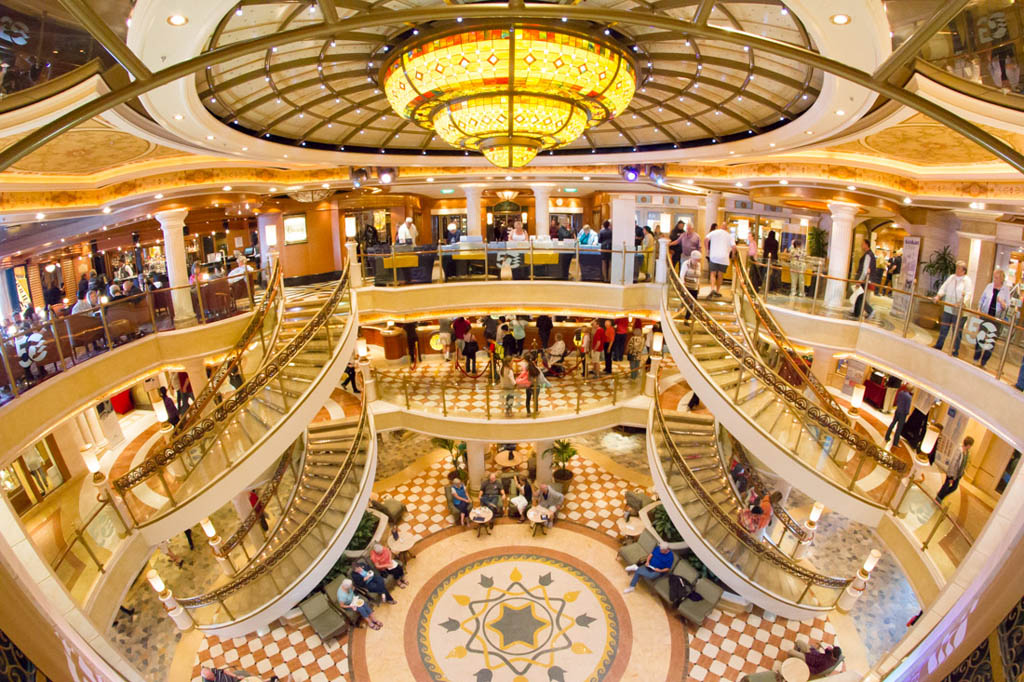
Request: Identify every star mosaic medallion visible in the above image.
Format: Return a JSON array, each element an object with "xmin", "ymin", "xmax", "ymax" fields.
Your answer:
[{"xmin": 416, "ymin": 553, "xmax": 619, "ymax": 681}]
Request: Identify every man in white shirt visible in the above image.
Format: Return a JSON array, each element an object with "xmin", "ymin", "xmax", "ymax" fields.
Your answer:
[
  {"xmin": 932, "ymin": 260, "xmax": 972, "ymax": 355},
  {"xmin": 704, "ymin": 223, "xmax": 736, "ymax": 298},
  {"xmin": 397, "ymin": 217, "xmax": 417, "ymax": 244},
  {"xmin": 227, "ymin": 258, "xmax": 252, "ymax": 285}
]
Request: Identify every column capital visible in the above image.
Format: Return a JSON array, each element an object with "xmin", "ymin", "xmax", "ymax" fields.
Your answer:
[
  {"xmin": 827, "ymin": 202, "xmax": 860, "ymax": 221},
  {"xmin": 529, "ymin": 183, "xmax": 556, "ymax": 196},
  {"xmin": 705, "ymin": 190, "xmax": 722, "ymax": 199},
  {"xmin": 460, "ymin": 184, "xmax": 485, "ymax": 197},
  {"xmin": 155, "ymin": 208, "xmax": 189, "ymax": 231}
]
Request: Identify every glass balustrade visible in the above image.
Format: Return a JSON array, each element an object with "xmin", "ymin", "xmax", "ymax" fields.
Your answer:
[
  {"xmin": 111, "ymin": 270, "xmax": 352, "ymax": 528},
  {"xmin": 49, "ymin": 491, "xmax": 130, "ymax": 606},
  {"xmin": 892, "ymin": 479, "xmax": 976, "ymax": 582}
]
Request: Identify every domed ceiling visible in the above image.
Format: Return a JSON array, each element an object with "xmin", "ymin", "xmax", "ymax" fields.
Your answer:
[{"xmin": 198, "ymin": 0, "xmax": 823, "ymax": 162}]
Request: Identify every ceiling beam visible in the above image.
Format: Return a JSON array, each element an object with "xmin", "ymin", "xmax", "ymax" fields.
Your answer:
[
  {"xmin": 873, "ymin": 0, "xmax": 970, "ymax": 83},
  {"xmin": 56, "ymin": 0, "xmax": 152, "ymax": 81},
  {"xmin": 1, "ymin": 6, "xmax": 1022, "ymax": 176},
  {"xmin": 692, "ymin": 0, "xmax": 716, "ymax": 25},
  {"xmin": 318, "ymin": 0, "xmax": 340, "ymax": 23}
]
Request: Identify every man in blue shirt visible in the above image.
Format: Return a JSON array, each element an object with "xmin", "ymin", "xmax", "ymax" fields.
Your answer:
[{"xmin": 623, "ymin": 541, "xmax": 674, "ymax": 593}]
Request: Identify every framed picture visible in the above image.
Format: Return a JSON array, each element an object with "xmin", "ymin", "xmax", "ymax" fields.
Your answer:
[{"xmin": 283, "ymin": 214, "xmax": 307, "ymax": 244}]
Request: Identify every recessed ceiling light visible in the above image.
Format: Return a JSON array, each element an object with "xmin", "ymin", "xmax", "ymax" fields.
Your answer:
[
  {"xmin": 155, "ymin": 193, "xmax": 164, "ymax": 199},
  {"xmin": 505, "ymin": 175, "xmax": 513, "ymax": 181},
  {"xmin": 835, "ymin": 109, "xmax": 845, "ymax": 116},
  {"xmin": 269, "ymin": 187, "xmax": 277, "ymax": 192},
  {"xmin": 206, "ymin": 135, "xmax": 214, "ymax": 140},
  {"xmin": 735, "ymin": 182, "xmax": 743, "ymax": 187},
  {"xmin": 583, "ymin": 176, "xmax": 591, "ymax": 181},
  {"xmin": 322, "ymin": 183, "xmax": 330, "ymax": 188},
  {"xmin": 35, "ymin": 212, "xmax": 45, "ymax": 220},
  {"xmin": 102, "ymin": 207, "xmax": 111, "ymax": 214},
  {"xmin": 242, "ymin": 146, "xmax": 248, "ymax": 151},
  {"xmin": 686, "ymin": 179, "xmax": 694, "ymax": 185},
  {"xmin": 173, "ymin": 114, "xmax": 184, "ymax": 120},
  {"xmin": 167, "ymin": 14, "xmax": 188, "ymax": 26},
  {"xmin": 426, "ymin": 177, "xmax": 434, "ymax": 182},
  {"xmin": 769, "ymin": 143, "xmax": 776, "ymax": 147},
  {"xmin": 830, "ymin": 14, "xmax": 850, "ymax": 25},
  {"xmin": 779, "ymin": 180, "xmax": 788, "ymax": 185},
  {"xmin": 223, "ymin": 185, "xmax": 232, "ymax": 191},
  {"xmin": 903, "ymin": 197, "xmax": 912, "ymax": 204},
  {"xmin": 805, "ymin": 130, "xmax": 813, "ymax": 135}
]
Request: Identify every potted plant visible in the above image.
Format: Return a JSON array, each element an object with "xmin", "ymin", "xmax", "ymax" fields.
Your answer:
[
  {"xmin": 343, "ymin": 509, "xmax": 387, "ymax": 558},
  {"xmin": 641, "ymin": 502, "xmax": 687, "ymax": 551},
  {"xmin": 432, "ymin": 438, "xmax": 468, "ymax": 482},
  {"xmin": 545, "ymin": 439, "xmax": 578, "ymax": 494},
  {"xmin": 916, "ymin": 246, "xmax": 957, "ymax": 329}
]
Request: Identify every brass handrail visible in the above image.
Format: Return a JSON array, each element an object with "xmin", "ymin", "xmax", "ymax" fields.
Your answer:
[
  {"xmin": 113, "ymin": 265, "xmax": 351, "ymax": 494},
  {"xmin": 218, "ymin": 442, "xmax": 296, "ymax": 555},
  {"xmin": 654, "ymin": 397, "xmax": 852, "ymax": 590},
  {"xmin": 723, "ymin": 431, "xmax": 810, "ymax": 542},
  {"xmin": 730, "ymin": 251, "xmax": 849, "ymax": 425},
  {"xmin": 667, "ymin": 266, "xmax": 907, "ymax": 475},
  {"xmin": 174, "ymin": 262, "xmax": 283, "ymax": 436},
  {"xmin": 176, "ymin": 406, "xmax": 368, "ymax": 611}
]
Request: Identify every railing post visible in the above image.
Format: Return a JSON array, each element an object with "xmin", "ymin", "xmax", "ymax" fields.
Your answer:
[
  {"xmin": 574, "ymin": 241, "xmax": 581, "ymax": 281},
  {"xmin": 157, "ymin": 466, "xmax": 176, "ymax": 506},
  {"xmin": 613, "ymin": 375, "xmax": 619, "ymax": 404},
  {"xmin": 442, "ymin": 383, "xmax": 448, "ymax": 417},
  {"xmin": 902, "ymin": 293, "xmax": 915, "ymax": 338},
  {"xmin": 576, "ymin": 385, "xmax": 581, "ymax": 414},
  {"xmin": 98, "ymin": 305, "xmax": 115, "ymax": 348},
  {"xmin": 797, "ymin": 580, "xmax": 812, "ymax": 604},
  {"xmin": 438, "ymin": 243, "xmax": 445, "ymax": 283},
  {"xmin": 995, "ymin": 310, "xmax": 1018, "ymax": 380},
  {"xmin": 921, "ymin": 507, "xmax": 948, "ymax": 550},
  {"xmin": 620, "ymin": 242, "xmax": 627, "ymax": 284},
  {"xmin": 194, "ymin": 281, "xmax": 207, "ymax": 323},
  {"xmin": 950, "ymin": 303, "xmax": 964, "ymax": 355},
  {"xmin": 847, "ymin": 454, "xmax": 867, "ymax": 491},
  {"xmin": 529, "ymin": 240, "xmax": 535, "ymax": 280},
  {"xmin": 0, "ymin": 339, "xmax": 20, "ymax": 397},
  {"xmin": 762, "ymin": 261, "xmax": 771, "ymax": 299},
  {"xmin": 216, "ymin": 596, "xmax": 234, "ymax": 621},
  {"xmin": 484, "ymin": 243, "xmax": 489, "ymax": 280},
  {"xmin": 244, "ymin": 270, "xmax": 254, "ymax": 308},
  {"xmin": 49, "ymin": 319, "xmax": 66, "ymax": 370},
  {"xmin": 147, "ymin": 290, "xmax": 158, "ymax": 333},
  {"xmin": 391, "ymin": 243, "xmax": 398, "ymax": 287},
  {"xmin": 811, "ymin": 262, "xmax": 822, "ymax": 315},
  {"xmin": 75, "ymin": 524, "xmax": 105, "ymax": 572},
  {"xmin": 402, "ymin": 378, "xmax": 410, "ymax": 409},
  {"xmin": 733, "ymin": 366, "xmax": 745, "ymax": 401}
]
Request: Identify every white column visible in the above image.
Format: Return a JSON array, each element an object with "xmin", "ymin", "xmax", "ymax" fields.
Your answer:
[
  {"xmin": 531, "ymin": 184, "xmax": 554, "ymax": 237},
  {"xmin": 181, "ymin": 357, "xmax": 209, "ymax": 399},
  {"xmin": 825, "ymin": 202, "xmax": 859, "ymax": 310},
  {"xmin": 358, "ymin": 357, "xmax": 376, "ymax": 401},
  {"xmin": 466, "ymin": 441, "xmax": 486, "ymax": 492},
  {"xmin": 156, "ymin": 208, "xmax": 197, "ymax": 328},
  {"xmin": 75, "ymin": 413, "xmax": 94, "ymax": 450},
  {"xmin": 463, "ymin": 185, "xmax": 484, "ymax": 238},
  {"xmin": 655, "ymin": 237, "xmax": 670, "ymax": 284},
  {"xmin": 533, "ymin": 439, "xmax": 554, "ymax": 484},
  {"xmin": 346, "ymin": 241, "xmax": 362, "ymax": 287},
  {"xmin": 609, "ymin": 193, "xmax": 637, "ymax": 284},
  {"xmin": 83, "ymin": 406, "xmax": 107, "ymax": 450},
  {"xmin": 704, "ymin": 191, "xmax": 721, "ymax": 238}
]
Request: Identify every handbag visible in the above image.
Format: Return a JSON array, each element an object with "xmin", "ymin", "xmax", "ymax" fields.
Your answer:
[
  {"xmin": 515, "ymin": 369, "xmax": 532, "ymax": 387},
  {"xmin": 849, "ymin": 285, "xmax": 863, "ymax": 305}
]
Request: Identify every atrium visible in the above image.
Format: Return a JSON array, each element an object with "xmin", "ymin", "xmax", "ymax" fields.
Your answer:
[{"xmin": 0, "ymin": 1, "xmax": 1022, "ymax": 681}]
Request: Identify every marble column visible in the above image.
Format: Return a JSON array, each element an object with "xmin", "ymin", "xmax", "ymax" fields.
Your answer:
[
  {"xmin": 181, "ymin": 357, "xmax": 209, "ymax": 400},
  {"xmin": 463, "ymin": 185, "xmax": 484, "ymax": 238},
  {"xmin": 533, "ymin": 439, "xmax": 554, "ymax": 484},
  {"xmin": 655, "ymin": 237, "xmax": 670, "ymax": 284},
  {"xmin": 466, "ymin": 441, "xmax": 486, "ymax": 492},
  {"xmin": 0, "ymin": 268, "xmax": 13, "ymax": 322},
  {"xmin": 256, "ymin": 213, "xmax": 278, "ymax": 273},
  {"xmin": 824, "ymin": 202, "xmax": 859, "ymax": 310},
  {"xmin": 531, "ymin": 184, "xmax": 554, "ymax": 237},
  {"xmin": 156, "ymin": 208, "xmax": 197, "ymax": 327},
  {"xmin": 704, "ymin": 191, "xmax": 722, "ymax": 237},
  {"xmin": 83, "ymin": 406, "xmax": 107, "ymax": 450},
  {"xmin": 609, "ymin": 193, "xmax": 637, "ymax": 284},
  {"xmin": 75, "ymin": 413, "xmax": 94, "ymax": 450}
]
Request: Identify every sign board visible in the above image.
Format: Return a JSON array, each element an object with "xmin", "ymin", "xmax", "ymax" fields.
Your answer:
[
  {"xmin": 890, "ymin": 236, "xmax": 921, "ymax": 319},
  {"xmin": 841, "ymin": 358, "xmax": 868, "ymax": 396},
  {"xmin": 936, "ymin": 404, "xmax": 969, "ymax": 472}
]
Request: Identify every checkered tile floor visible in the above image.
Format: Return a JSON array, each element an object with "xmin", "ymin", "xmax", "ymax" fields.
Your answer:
[
  {"xmin": 191, "ymin": 622, "xmax": 349, "ymax": 682},
  {"xmin": 690, "ymin": 607, "xmax": 840, "ymax": 681},
  {"xmin": 373, "ymin": 357, "xmax": 643, "ymax": 419}
]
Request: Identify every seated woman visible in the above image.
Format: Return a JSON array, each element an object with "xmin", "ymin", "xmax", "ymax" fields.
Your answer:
[
  {"xmin": 508, "ymin": 473, "xmax": 533, "ymax": 521},
  {"xmin": 352, "ymin": 562, "xmax": 396, "ymax": 605},
  {"xmin": 336, "ymin": 578, "xmax": 383, "ymax": 630},
  {"xmin": 369, "ymin": 543, "xmax": 408, "ymax": 588},
  {"xmin": 450, "ymin": 478, "xmax": 471, "ymax": 526},
  {"xmin": 788, "ymin": 640, "xmax": 843, "ymax": 676}
]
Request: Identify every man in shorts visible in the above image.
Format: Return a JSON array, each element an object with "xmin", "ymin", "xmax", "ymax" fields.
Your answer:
[{"xmin": 704, "ymin": 223, "xmax": 736, "ymax": 298}]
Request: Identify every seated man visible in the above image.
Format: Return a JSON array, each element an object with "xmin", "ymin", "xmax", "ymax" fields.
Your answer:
[
  {"xmin": 546, "ymin": 333, "xmax": 566, "ymax": 365},
  {"xmin": 623, "ymin": 541, "xmax": 674, "ymax": 594},
  {"xmin": 535, "ymin": 483, "xmax": 564, "ymax": 528},
  {"xmin": 479, "ymin": 472, "xmax": 506, "ymax": 516},
  {"xmin": 200, "ymin": 668, "xmax": 249, "ymax": 682},
  {"xmin": 788, "ymin": 640, "xmax": 843, "ymax": 676},
  {"xmin": 351, "ymin": 562, "xmax": 396, "ymax": 605}
]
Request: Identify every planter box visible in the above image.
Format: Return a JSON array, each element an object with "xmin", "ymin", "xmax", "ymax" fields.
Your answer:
[
  {"xmin": 640, "ymin": 502, "xmax": 687, "ymax": 551},
  {"xmin": 343, "ymin": 508, "xmax": 389, "ymax": 559}
]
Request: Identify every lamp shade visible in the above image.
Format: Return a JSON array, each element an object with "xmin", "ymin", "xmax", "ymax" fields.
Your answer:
[
  {"xmin": 83, "ymin": 450, "xmax": 100, "ymax": 474},
  {"xmin": 921, "ymin": 426, "xmax": 940, "ymax": 454},
  {"xmin": 153, "ymin": 393, "xmax": 169, "ymax": 423},
  {"xmin": 850, "ymin": 384, "xmax": 865, "ymax": 410},
  {"xmin": 808, "ymin": 501, "xmax": 824, "ymax": 524},
  {"xmin": 356, "ymin": 338, "xmax": 368, "ymax": 358},
  {"xmin": 652, "ymin": 332, "xmax": 664, "ymax": 354},
  {"xmin": 862, "ymin": 549, "xmax": 881, "ymax": 574},
  {"xmin": 200, "ymin": 517, "xmax": 216, "ymax": 539},
  {"xmin": 146, "ymin": 569, "xmax": 165, "ymax": 594},
  {"xmin": 344, "ymin": 216, "xmax": 357, "ymax": 239}
]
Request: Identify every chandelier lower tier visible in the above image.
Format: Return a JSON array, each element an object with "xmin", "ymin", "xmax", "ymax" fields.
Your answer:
[{"xmin": 381, "ymin": 23, "xmax": 638, "ymax": 168}]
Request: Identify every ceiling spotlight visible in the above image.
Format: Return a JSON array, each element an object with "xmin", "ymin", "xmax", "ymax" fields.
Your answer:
[
  {"xmin": 351, "ymin": 168, "xmax": 370, "ymax": 188},
  {"xmin": 735, "ymin": 182, "xmax": 744, "ymax": 187},
  {"xmin": 779, "ymin": 180, "xmax": 788, "ymax": 185},
  {"xmin": 621, "ymin": 166, "xmax": 640, "ymax": 182},
  {"xmin": 505, "ymin": 175, "xmax": 513, "ymax": 181},
  {"xmin": 235, "ymin": 6, "xmax": 243, "ymax": 15},
  {"xmin": 903, "ymin": 197, "xmax": 912, "ymax": 204},
  {"xmin": 426, "ymin": 177, "xmax": 434, "ymax": 183},
  {"xmin": 155, "ymin": 193, "xmax": 164, "ymax": 199},
  {"xmin": 648, "ymin": 165, "xmax": 666, "ymax": 184},
  {"xmin": 686, "ymin": 179, "xmax": 695, "ymax": 185},
  {"xmin": 167, "ymin": 14, "xmax": 188, "ymax": 26},
  {"xmin": 835, "ymin": 109, "xmax": 845, "ymax": 116},
  {"xmin": 173, "ymin": 114, "xmax": 184, "ymax": 121},
  {"xmin": 583, "ymin": 176, "xmax": 591, "ymax": 181},
  {"xmin": 35, "ymin": 212, "xmax": 45, "ymax": 220},
  {"xmin": 223, "ymin": 185, "xmax": 232, "ymax": 191},
  {"xmin": 830, "ymin": 14, "xmax": 851, "ymax": 25},
  {"xmin": 970, "ymin": 201, "xmax": 986, "ymax": 210},
  {"xmin": 102, "ymin": 206, "xmax": 111, "ymax": 214},
  {"xmin": 846, "ymin": 185, "xmax": 857, "ymax": 191},
  {"xmin": 377, "ymin": 167, "xmax": 396, "ymax": 184}
]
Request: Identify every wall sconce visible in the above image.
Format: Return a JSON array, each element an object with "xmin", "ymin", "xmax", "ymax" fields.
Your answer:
[
  {"xmin": 849, "ymin": 384, "xmax": 865, "ymax": 416},
  {"xmin": 920, "ymin": 426, "xmax": 940, "ymax": 456},
  {"xmin": 651, "ymin": 331, "xmax": 664, "ymax": 354},
  {"xmin": 486, "ymin": 212, "xmax": 493, "ymax": 225}
]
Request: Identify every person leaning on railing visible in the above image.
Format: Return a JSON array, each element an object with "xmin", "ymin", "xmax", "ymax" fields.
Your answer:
[
  {"xmin": 932, "ymin": 260, "xmax": 972, "ymax": 356},
  {"xmin": 680, "ymin": 250, "xmax": 702, "ymax": 321},
  {"xmin": 972, "ymin": 269, "xmax": 1010, "ymax": 367}
]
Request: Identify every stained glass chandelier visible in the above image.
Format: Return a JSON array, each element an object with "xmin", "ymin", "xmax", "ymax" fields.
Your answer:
[{"xmin": 381, "ymin": 23, "xmax": 638, "ymax": 168}]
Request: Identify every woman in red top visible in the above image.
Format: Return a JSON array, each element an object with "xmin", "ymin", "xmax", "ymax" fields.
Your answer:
[
  {"xmin": 590, "ymin": 321, "xmax": 604, "ymax": 378},
  {"xmin": 603, "ymin": 320, "xmax": 616, "ymax": 374}
]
